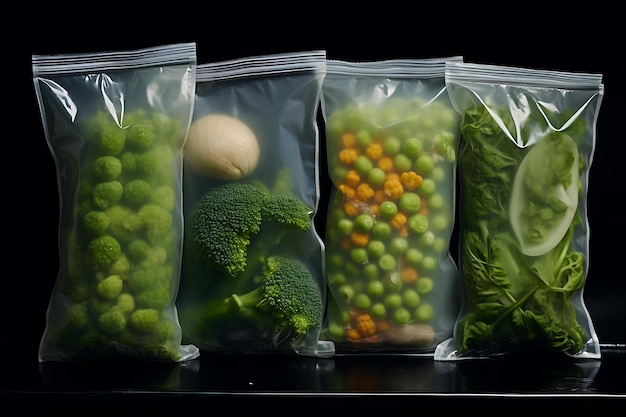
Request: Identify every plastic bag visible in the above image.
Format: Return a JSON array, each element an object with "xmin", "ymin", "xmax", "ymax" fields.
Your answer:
[
  {"xmin": 320, "ymin": 57, "xmax": 463, "ymax": 353},
  {"xmin": 434, "ymin": 61, "xmax": 604, "ymax": 361},
  {"xmin": 177, "ymin": 50, "xmax": 334, "ymax": 358},
  {"xmin": 33, "ymin": 43, "xmax": 200, "ymax": 362}
]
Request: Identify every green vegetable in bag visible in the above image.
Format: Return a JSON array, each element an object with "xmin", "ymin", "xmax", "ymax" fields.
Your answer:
[
  {"xmin": 443, "ymin": 102, "xmax": 594, "ymax": 358},
  {"xmin": 510, "ymin": 132, "xmax": 579, "ymax": 256},
  {"xmin": 33, "ymin": 43, "xmax": 199, "ymax": 362}
]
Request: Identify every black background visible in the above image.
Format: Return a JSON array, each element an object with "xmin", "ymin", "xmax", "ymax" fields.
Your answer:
[{"xmin": 10, "ymin": 5, "xmax": 624, "ymax": 354}]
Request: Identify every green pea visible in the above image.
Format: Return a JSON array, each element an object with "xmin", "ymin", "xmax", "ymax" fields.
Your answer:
[
  {"xmin": 327, "ymin": 118, "xmax": 344, "ymax": 139},
  {"xmin": 430, "ymin": 214, "xmax": 448, "ymax": 232},
  {"xmin": 394, "ymin": 154, "xmax": 412, "ymax": 172},
  {"xmin": 379, "ymin": 201, "xmax": 398, "ymax": 219},
  {"xmin": 393, "ymin": 307, "xmax": 412, "ymax": 325},
  {"xmin": 330, "ymin": 207, "xmax": 347, "ymax": 222},
  {"xmin": 345, "ymin": 261, "xmax": 361, "ymax": 278},
  {"xmin": 384, "ymin": 272, "xmax": 403, "ymax": 293},
  {"xmin": 405, "ymin": 248, "xmax": 424, "ymax": 266},
  {"xmin": 415, "ymin": 303, "xmax": 434, "ymax": 322},
  {"xmin": 384, "ymin": 293, "xmax": 403, "ymax": 310},
  {"xmin": 327, "ymin": 322, "xmax": 346, "ymax": 339},
  {"xmin": 399, "ymin": 192, "xmax": 421, "ymax": 213},
  {"xmin": 383, "ymin": 136, "xmax": 401, "ymax": 155},
  {"xmin": 327, "ymin": 253, "xmax": 345, "ymax": 269},
  {"xmin": 430, "ymin": 166, "xmax": 446, "ymax": 183},
  {"xmin": 378, "ymin": 253, "xmax": 397, "ymax": 271},
  {"xmin": 428, "ymin": 194, "xmax": 444, "ymax": 210},
  {"xmin": 419, "ymin": 178, "xmax": 436, "ymax": 196},
  {"xmin": 389, "ymin": 237, "xmax": 408, "ymax": 255},
  {"xmin": 351, "ymin": 247, "xmax": 369, "ymax": 264},
  {"xmin": 433, "ymin": 237, "xmax": 447, "ymax": 253},
  {"xmin": 367, "ymin": 240, "xmax": 385, "ymax": 258},
  {"xmin": 368, "ymin": 167, "xmax": 387, "ymax": 188},
  {"xmin": 332, "ymin": 164, "xmax": 348, "ymax": 181},
  {"xmin": 416, "ymin": 277, "xmax": 433, "ymax": 294},
  {"xmin": 362, "ymin": 262, "xmax": 380, "ymax": 281},
  {"xmin": 371, "ymin": 303, "xmax": 387, "ymax": 319},
  {"xmin": 403, "ymin": 289, "xmax": 421, "ymax": 308},
  {"xmin": 415, "ymin": 154, "xmax": 435, "ymax": 174},
  {"xmin": 338, "ymin": 284, "xmax": 354, "ymax": 301},
  {"xmin": 356, "ymin": 129, "xmax": 373, "ymax": 147},
  {"xmin": 328, "ymin": 271, "xmax": 347, "ymax": 286},
  {"xmin": 403, "ymin": 137, "xmax": 423, "ymax": 158},
  {"xmin": 434, "ymin": 134, "xmax": 456, "ymax": 163},
  {"xmin": 354, "ymin": 293, "xmax": 372, "ymax": 310},
  {"xmin": 367, "ymin": 280, "xmax": 385, "ymax": 298},
  {"xmin": 408, "ymin": 213, "xmax": 429, "ymax": 234},
  {"xmin": 371, "ymin": 222, "xmax": 392, "ymax": 240},
  {"xmin": 419, "ymin": 231, "xmax": 436, "ymax": 247},
  {"xmin": 421, "ymin": 255, "xmax": 437, "ymax": 271},
  {"xmin": 355, "ymin": 213, "xmax": 375, "ymax": 232},
  {"xmin": 355, "ymin": 155, "xmax": 374, "ymax": 175},
  {"xmin": 337, "ymin": 218, "xmax": 354, "ymax": 236}
]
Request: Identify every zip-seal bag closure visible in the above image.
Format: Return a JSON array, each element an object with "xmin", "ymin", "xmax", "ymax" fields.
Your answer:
[
  {"xmin": 320, "ymin": 57, "xmax": 463, "ymax": 354},
  {"xmin": 177, "ymin": 51, "xmax": 335, "ymax": 358},
  {"xmin": 434, "ymin": 61, "xmax": 604, "ymax": 361},
  {"xmin": 33, "ymin": 42, "xmax": 200, "ymax": 362}
]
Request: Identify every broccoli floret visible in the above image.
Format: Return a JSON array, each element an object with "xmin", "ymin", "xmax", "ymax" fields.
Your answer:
[
  {"xmin": 96, "ymin": 274, "xmax": 124, "ymax": 299},
  {"xmin": 150, "ymin": 185, "xmax": 175, "ymax": 211},
  {"xmin": 120, "ymin": 151, "xmax": 138, "ymax": 173},
  {"xmin": 135, "ymin": 288, "xmax": 170, "ymax": 309},
  {"xmin": 127, "ymin": 239, "xmax": 151, "ymax": 262},
  {"xmin": 94, "ymin": 156, "xmax": 122, "ymax": 181},
  {"xmin": 126, "ymin": 124, "xmax": 156, "ymax": 151},
  {"xmin": 136, "ymin": 145, "xmax": 174, "ymax": 182},
  {"xmin": 187, "ymin": 182, "xmax": 312, "ymax": 280},
  {"xmin": 117, "ymin": 293, "xmax": 136, "ymax": 313},
  {"xmin": 138, "ymin": 203, "xmax": 173, "ymax": 243},
  {"xmin": 108, "ymin": 254, "xmax": 130, "ymax": 279},
  {"xmin": 68, "ymin": 302, "xmax": 90, "ymax": 329},
  {"xmin": 124, "ymin": 179, "xmax": 151, "ymax": 206},
  {"xmin": 105, "ymin": 205, "xmax": 143, "ymax": 242},
  {"xmin": 98, "ymin": 306, "xmax": 126, "ymax": 334},
  {"xmin": 92, "ymin": 181, "xmax": 124, "ymax": 210},
  {"xmin": 129, "ymin": 308, "xmax": 160, "ymax": 333},
  {"xmin": 262, "ymin": 193, "xmax": 313, "ymax": 230},
  {"xmin": 98, "ymin": 124, "xmax": 126, "ymax": 156},
  {"xmin": 87, "ymin": 235, "xmax": 121, "ymax": 270},
  {"xmin": 189, "ymin": 256, "xmax": 323, "ymax": 337},
  {"xmin": 82, "ymin": 210, "xmax": 110, "ymax": 236}
]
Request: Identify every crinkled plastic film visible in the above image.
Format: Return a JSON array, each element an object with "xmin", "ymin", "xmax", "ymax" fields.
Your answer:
[
  {"xmin": 33, "ymin": 43, "xmax": 200, "ymax": 362},
  {"xmin": 434, "ymin": 61, "xmax": 604, "ymax": 361},
  {"xmin": 177, "ymin": 51, "xmax": 334, "ymax": 358},
  {"xmin": 320, "ymin": 58, "xmax": 463, "ymax": 354}
]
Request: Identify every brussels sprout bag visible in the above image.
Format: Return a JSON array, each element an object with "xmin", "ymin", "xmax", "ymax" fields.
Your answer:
[{"xmin": 33, "ymin": 43, "xmax": 200, "ymax": 362}]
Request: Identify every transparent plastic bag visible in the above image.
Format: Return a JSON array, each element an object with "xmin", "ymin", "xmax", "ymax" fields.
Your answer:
[
  {"xmin": 33, "ymin": 43, "xmax": 200, "ymax": 362},
  {"xmin": 434, "ymin": 61, "xmax": 604, "ymax": 361},
  {"xmin": 177, "ymin": 51, "xmax": 334, "ymax": 358},
  {"xmin": 320, "ymin": 57, "xmax": 463, "ymax": 353}
]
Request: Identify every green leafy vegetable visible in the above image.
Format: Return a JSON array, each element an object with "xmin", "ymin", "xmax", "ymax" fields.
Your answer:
[
  {"xmin": 457, "ymin": 105, "xmax": 588, "ymax": 357},
  {"xmin": 510, "ymin": 132, "xmax": 579, "ymax": 256}
]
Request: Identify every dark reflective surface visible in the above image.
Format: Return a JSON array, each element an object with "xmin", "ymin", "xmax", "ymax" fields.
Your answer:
[{"xmin": 2, "ymin": 344, "xmax": 624, "ymax": 411}]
